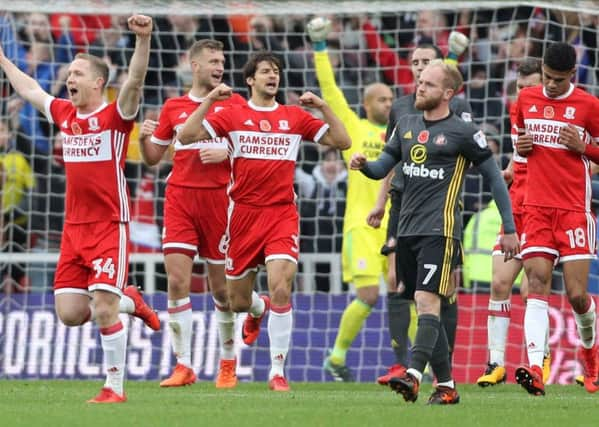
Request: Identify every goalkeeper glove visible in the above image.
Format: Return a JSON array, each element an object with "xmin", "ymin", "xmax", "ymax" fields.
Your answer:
[
  {"xmin": 307, "ymin": 17, "xmax": 332, "ymax": 51},
  {"xmin": 446, "ymin": 31, "xmax": 469, "ymax": 65}
]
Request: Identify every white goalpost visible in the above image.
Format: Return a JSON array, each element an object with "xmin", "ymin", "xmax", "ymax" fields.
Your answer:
[{"xmin": 1, "ymin": 0, "xmax": 598, "ymax": 384}]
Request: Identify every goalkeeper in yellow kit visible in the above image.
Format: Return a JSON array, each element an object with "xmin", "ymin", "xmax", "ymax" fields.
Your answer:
[{"xmin": 307, "ymin": 17, "xmax": 394, "ymax": 381}]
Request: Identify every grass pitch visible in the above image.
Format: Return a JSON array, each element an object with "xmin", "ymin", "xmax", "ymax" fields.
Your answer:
[{"xmin": 2, "ymin": 381, "xmax": 598, "ymax": 427}]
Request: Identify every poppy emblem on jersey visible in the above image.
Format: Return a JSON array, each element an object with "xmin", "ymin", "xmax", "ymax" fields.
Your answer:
[
  {"xmin": 71, "ymin": 122, "xmax": 82, "ymax": 135},
  {"xmin": 434, "ymin": 133, "xmax": 447, "ymax": 145},
  {"xmin": 563, "ymin": 106, "xmax": 576, "ymax": 120},
  {"xmin": 543, "ymin": 106, "xmax": 555, "ymax": 119},
  {"xmin": 278, "ymin": 120, "xmax": 290, "ymax": 130},
  {"xmin": 417, "ymin": 130, "xmax": 429, "ymax": 144},
  {"xmin": 410, "ymin": 144, "xmax": 427, "ymax": 164},
  {"xmin": 259, "ymin": 120, "xmax": 272, "ymax": 132},
  {"xmin": 88, "ymin": 117, "xmax": 99, "ymax": 131}
]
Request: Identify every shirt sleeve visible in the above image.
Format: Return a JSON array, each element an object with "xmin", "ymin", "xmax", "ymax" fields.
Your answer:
[
  {"xmin": 587, "ymin": 97, "xmax": 599, "ymax": 144},
  {"xmin": 459, "ymin": 124, "xmax": 494, "ymax": 165},
  {"xmin": 151, "ymin": 100, "xmax": 174, "ymax": 146},
  {"xmin": 296, "ymin": 108, "xmax": 329, "ymax": 143},
  {"xmin": 203, "ymin": 107, "xmax": 234, "ymax": 139},
  {"xmin": 452, "ymin": 97, "xmax": 473, "ymax": 122},
  {"xmin": 385, "ymin": 101, "xmax": 400, "ymax": 141}
]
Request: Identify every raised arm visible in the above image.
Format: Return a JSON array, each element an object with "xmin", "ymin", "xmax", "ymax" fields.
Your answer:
[
  {"xmin": 178, "ymin": 83, "xmax": 232, "ymax": 145},
  {"xmin": 0, "ymin": 44, "xmax": 51, "ymax": 112},
  {"xmin": 118, "ymin": 15, "xmax": 153, "ymax": 118},
  {"xmin": 298, "ymin": 91, "xmax": 351, "ymax": 150}
]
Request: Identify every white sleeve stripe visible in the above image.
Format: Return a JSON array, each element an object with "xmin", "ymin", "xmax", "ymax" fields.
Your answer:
[
  {"xmin": 150, "ymin": 135, "xmax": 172, "ymax": 146},
  {"xmin": 202, "ymin": 119, "xmax": 218, "ymax": 139},
  {"xmin": 43, "ymin": 96, "xmax": 56, "ymax": 124},
  {"xmin": 313, "ymin": 124, "xmax": 330, "ymax": 143}
]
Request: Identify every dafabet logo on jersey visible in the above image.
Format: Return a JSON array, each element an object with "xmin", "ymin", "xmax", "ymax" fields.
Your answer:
[{"xmin": 404, "ymin": 145, "xmax": 445, "ymax": 180}]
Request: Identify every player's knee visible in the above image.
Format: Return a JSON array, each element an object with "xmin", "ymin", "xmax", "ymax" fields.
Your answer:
[
  {"xmin": 56, "ymin": 308, "xmax": 88, "ymax": 326},
  {"xmin": 490, "ymin": 277, "xmax": 512, "ymax": 299},
  {"xmin": 359, "ymin": 293, "xmax": 378, "ymax": 307},
  {"xmin": 167, "ymin": 270, "xmax": 190, "ymax": 294}
]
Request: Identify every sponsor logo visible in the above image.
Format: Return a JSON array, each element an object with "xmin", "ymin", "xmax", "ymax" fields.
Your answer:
[
  {"xmin": 402, "ymin": 162, "xmax": 445, "ymax": 180},
  {"xmin": 417, "ymin": 130, "xmax": 429, "ymax": 144},
  {"xmin": 71, "ymin": 122, "xmax": 82, "ymax": 135},
  {"xmin": 473, "ymin": 130, "xmax": 487, "ymax": 148},
  {"xmin": 529, "ymin": 105, "xmax": 538, "ymax": 113},
  {"xmin": 410, "ymin": 144, "xmax": 427, "ymax": 164},
  {"xmin": 62, "ymin": 130, "xmax": 112, "ymax": 162},
  {"xmin": 403, "ymin": 130, "xmax": 412, "ymax": 139},
  {"xmin": 434, "ymin": 133, "xmax": 447, "ymax": 145},
  {"xmin": 278, "ymin": 120, "xmax": 290, "ymax": 130},
  {"xmin": 178, "ymin": 112, "xmax": 188, "ymax": 119},
  {"xmin": 214, "ymin": 106, "xmax": 224, "ymax": 112},
  {"xmin": 88, "ymin": 117, "xmax": 99, "ymax": 131},
  {"xmin": 259, "ymin": 120, "xmax": 271, "ymax": 132},
  {"xmin": 543, "ymin": 106, "xmax": 555, "ymax": 119},
  {"xmin": 563, "ymin": 106, "xmax": 576, "ymax": 119},
  {"xmin": 61, "ymin": 120, "xmax": 68, "ymax": 129}
]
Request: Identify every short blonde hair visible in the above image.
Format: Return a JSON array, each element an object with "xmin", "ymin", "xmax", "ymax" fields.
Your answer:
[{"xmin": 428, "ymin": 59, "xmax": 463, "ymax": 92}]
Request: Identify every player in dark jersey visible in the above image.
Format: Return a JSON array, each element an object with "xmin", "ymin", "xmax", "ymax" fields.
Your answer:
[
  {"xmin": 351, "ymin": 60, "xmax": 519, "ymax": 404},
  {"xmin": 372, "ymin": 42, "xmax": 472, "ymax": 386}
]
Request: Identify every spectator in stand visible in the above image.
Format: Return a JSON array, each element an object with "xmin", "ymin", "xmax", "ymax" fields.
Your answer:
[{"xmin": 0, "ymin": 119, "xmax": 34, "ymax": 292}]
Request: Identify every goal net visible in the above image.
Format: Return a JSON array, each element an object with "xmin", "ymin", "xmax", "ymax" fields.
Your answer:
[{"xmin": 0, "ymin": 0, "xmax": 598, "ymax": 383}]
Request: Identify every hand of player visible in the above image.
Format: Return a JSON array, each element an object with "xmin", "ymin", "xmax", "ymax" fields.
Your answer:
[
  {"xmin": 207, "ymin": 83, "xmax": 233, "ymax": 102},
  {"xmin": 199, "ymin": 148, "xmax": 229, "ymax": 164},
  {"xmin": 306, "ymin": 17, "xmax": 332, "ymax": 43},
  {"xmin": 299, "ymin": 91, "xmax": 325, "ymax": 109},
  {"xmin": 127, "ymin": 15, "xmax": 153, "ymax": 38},
  {"xmin": 448, "ymin": 31, "xmax": 470, "ymax": 57},
  {"xmin": 366, "ymin": 206, "xmax": 385, "ymax": 228},
  {"xmin": 558, "ymin": 124, "xmax": 585, "ymax": 154},
  {"xmin": 516, "ymin": 133, "xmax": 533, "ymax": 156},
  {"xmin": 501, "ymin": 168, "xmax": 513, "ymax": 185},
  {"xmin": 500, "ymin": 232, "xmax": 520, "ymax": 262},
  {"xmin": 349, "ymin": 153, "xmax": 367, "ymax": 170},
  {"xmin": 139, "ymin": 119, "xmax": 158, "ymax": 140}
]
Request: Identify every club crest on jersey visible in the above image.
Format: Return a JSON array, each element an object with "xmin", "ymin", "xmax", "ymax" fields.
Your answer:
[
  {"xmin": 259, "ymin": 120, "xmax": 272, "ymax": 132},
  {"xmin": 88, "ymin": 117, "xmax": 99, "ymax": 131},
  {"xmin": 417, "ymin": 130, "xmax": 429, "ymax": 144},
  {"xmin": 71, "ymin": 122, "xmax": 82, "ymax": 135},
  {"xmin": 434, "ymin": 133, "xmax": 447, "ymax": 145},
  {"xmin": 543, "ymin": 106, "xmax": 555, "ymax": 119},
  {"xmin": 563, "ymin": 106, "xmax": 576, "ymax": 119},
  {"xmin": 277, "ymin": 120, "xmax": 290, "ymax": 130}
]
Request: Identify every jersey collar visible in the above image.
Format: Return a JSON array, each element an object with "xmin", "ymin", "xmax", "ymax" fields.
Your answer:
[
  {"xmin": 187, "ymin": 93, "xmax": 206, "ymax": 103},
  {"xmin": 76, "ymin": 102, "xmax": 108, "ymax": 119},
  {"xmin": 542, "ymin": 83, "xmax": 574, "ymax": 100},
  {"xmin": 248, "ymin": 100, "xmax": 279, "ymax": 112}
]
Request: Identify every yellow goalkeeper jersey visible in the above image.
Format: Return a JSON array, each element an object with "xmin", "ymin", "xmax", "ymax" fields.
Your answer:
[{"xmin": 314, "ymin": 51, "xmax": 389, "ymax": 233}]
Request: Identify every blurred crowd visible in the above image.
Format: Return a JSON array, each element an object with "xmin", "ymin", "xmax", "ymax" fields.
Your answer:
[{"xmin": 0, "ymin": 6, "xmax": 598, "ymax": 292}]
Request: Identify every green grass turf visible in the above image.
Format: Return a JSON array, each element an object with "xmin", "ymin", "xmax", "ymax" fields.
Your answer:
[{"xmin": 1, "ymin": 381, "xmax": 598, "ymax": 427}]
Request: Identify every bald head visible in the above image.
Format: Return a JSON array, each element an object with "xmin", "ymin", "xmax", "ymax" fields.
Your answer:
[{"xmin": 363, "ymin": 83, "xmax": 394, "ymax": 126}]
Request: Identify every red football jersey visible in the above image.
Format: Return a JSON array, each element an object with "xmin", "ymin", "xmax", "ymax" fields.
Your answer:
[
  {"xmin": 514, "ymin": 84, "xmax": 599, "ymax": 212},
  {"xmin": 509, "ymin": 103, "xmax": 527, "ymax": 214},
  {"xmin": 44, "ymin": 98, "xmax": 134, "ymax": 223},
  {"xmin": 203, "ymin": 100, "xmax": 329, "ymax": 206},
  {"xmin": 151, "ymin": 93, "xmax": 246, "ymax": 188}
]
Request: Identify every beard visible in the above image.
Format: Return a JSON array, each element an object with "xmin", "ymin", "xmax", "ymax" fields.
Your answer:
[{"xmin": 415, "ymin": 94, "xmax": 442, "ymax": 111}]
